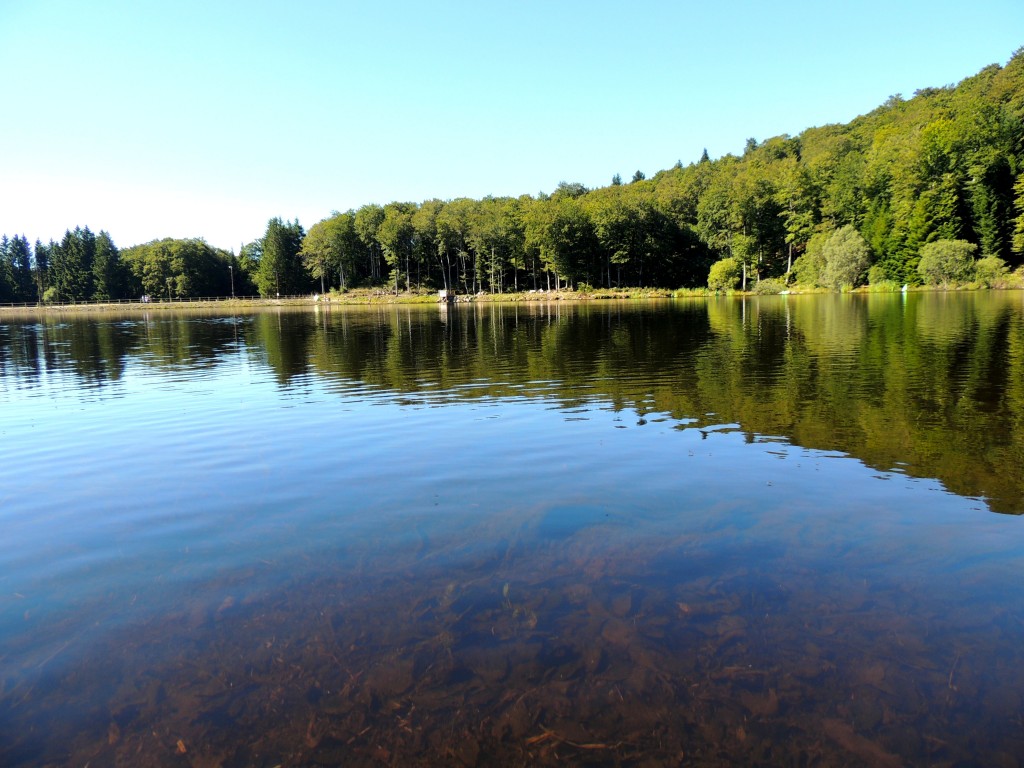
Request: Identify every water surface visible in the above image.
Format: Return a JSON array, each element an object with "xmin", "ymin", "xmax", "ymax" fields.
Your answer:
[{"xmin": 1, "ymin": 294, "xmax": 1023, "ymax": 766}]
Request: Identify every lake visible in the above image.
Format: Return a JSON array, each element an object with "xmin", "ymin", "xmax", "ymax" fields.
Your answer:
[{"xmin": 1, "ymin": 292, "xmax": 1023, "ymax": 766}]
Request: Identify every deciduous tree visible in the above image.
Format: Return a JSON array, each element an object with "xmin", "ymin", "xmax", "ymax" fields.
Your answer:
[{"xmin": 820, "ymin": 225, "xmax": 871, "ymax": 290}]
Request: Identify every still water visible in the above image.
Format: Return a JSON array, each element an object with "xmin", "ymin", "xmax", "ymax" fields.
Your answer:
[{"xmin": 1, "ymin": 293, "xmax": 1023, "ymax": 766}]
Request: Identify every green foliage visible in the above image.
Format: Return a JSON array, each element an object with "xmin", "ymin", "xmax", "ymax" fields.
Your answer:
[
  {"xmin": 0, "ymin": 235, "xmax": 36, "ymax": 302},
  {"xmin": 92, "ymin": 231, "xmax": 127, "ymax": 301},
  {"xmin": 1013, "ymin": 174, "xmax": 1024, "ymax": 258},
  {"xmin": 820, "ymin": 225, "xmax": 871, "ymax": 290},
  {"xmin": 301, "ymin": 211, "xmax": 361, "ymax": 292},
  {"xmin": 917, "ymin": 239, "xmax": 978, "ymax": 286},
  {"xmin": 752, "ymin": 277, "xmax": 786, "ymax": 294},
  {"xmin": 867, "ymin": 264, "xmax": 889, "ymax": 285},
  {"xmin": 545, "ymin": 197, "xmax": 598, "ymax": 287},
  {"xmin": 237, "ymin": 240, "xmax": 261, "ymax": 291},
  {"xmin": 791, "ymin": 230, "xmax": 831, "ymax": 286},
  {"xmin": 354, "ymin": 204, "xmax": 386, "ymax": 283},
  {"xmin": 121, "ymin": 238, "xmax": 236, "ymax": 299},
  {"xmin": 33, "ymin": 239, "xmax": 50, "ymax": 301},
  {"xmin": 256, "ymin": 218, "xmax": 307, "ymax": 297},
  {"xmin": 376, "ymin": 203, "xmax": 415, "ymax": 293},
  {"xmin": 974, "ymin": 255, "xmax": 1009, "ymax": 287},
  {"xmin": 552, "ymin": 181, "xmax": 588, "ymax": 200},
  {"xmin": 50, "ymin": 227, "xmax": 96, "ymax": 302},
  {"xmin": 0, "ymin": 236, "xmax": 12, "ymax": 302},
  {"xmin": 708, "ymin": 256, "xmax": 742, "ymax": 291},
  {"xmin": 863, "ymin": 279, "xmax": 903, "ymax": 293}
]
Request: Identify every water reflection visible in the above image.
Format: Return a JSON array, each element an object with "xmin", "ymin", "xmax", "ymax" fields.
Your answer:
[{"xmin": 3, "ymin": 294, "xmax": 1021, "ymax": 512}]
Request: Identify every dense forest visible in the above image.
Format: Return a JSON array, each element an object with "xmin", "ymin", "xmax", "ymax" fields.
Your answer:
[{"xmin": 2, "ymin": 51, "xmax": 1024, "ymax": 304}]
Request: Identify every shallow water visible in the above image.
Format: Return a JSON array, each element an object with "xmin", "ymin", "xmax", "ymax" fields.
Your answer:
[{"xmin": 1, "ymin": 294, "xmax": 1023, "ymax": 766}]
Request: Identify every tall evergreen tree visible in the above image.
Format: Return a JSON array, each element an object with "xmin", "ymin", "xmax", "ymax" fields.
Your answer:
[
  {"xmin": 7, "ymin": 235, "xmax": 35, "ymax": 302},
  {"xmin": 0, "ymin": 235, "xmax": 12, "ymax": 302},
  {"xmin": 50, "ymin": 227, "xmax": 97, "ymax": 302},
  {"xmin": 255, "ymin": 218, "xmax": 307, "ymax": 297},
  {"xmin": 92, "ymin": 231, "xmax": 126, "ymax": 301},
  {"xmin": 33, "ymin": 239, "xmax": 50, "ymax": 301}
]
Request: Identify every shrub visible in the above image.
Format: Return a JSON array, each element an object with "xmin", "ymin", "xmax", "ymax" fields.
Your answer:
[
  {"xmin": 917, "ymin": 240, "xmax": 977, "ymax": 287},
  {"xmin": 673, "ymin": 287, "xmax": 709, "ymax": 297},
  {"xmin": 707, "ymin": 257, "xmax": 742, "ymax": 291},
  {"xmin": 974, "ymin": 255, "xmax": 1008, "ymax": 288},
  {"xmin": 863, "ymin": 280, "xmax": 902, "ymax": 293},
  {"xmin": 752, "ymin": 277, "xmax": 786, "ymax": 294}
]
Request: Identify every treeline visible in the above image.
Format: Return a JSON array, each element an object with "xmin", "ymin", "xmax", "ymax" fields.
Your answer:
[
  {"xmin": 3, "ymin": 51, "xmax": 1024, "ymax": 303},
  {"xmin": 0, "ymin": 229, "xmax": 247, "ymax": 304}
]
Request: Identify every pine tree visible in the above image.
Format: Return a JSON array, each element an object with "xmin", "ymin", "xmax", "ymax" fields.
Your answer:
[
  {"xmin": 256, "ymin": 218, "xmax": 307, "ymax": 297},
  {"xmin": 92, "ymin": 231, "xmax": 125, "ymax": 300},
  {"xmin": 0, "ymin": 235, "xmax": 12, "ymax": 302},
  {"xmin": 33, "ymin": 239, "xmax": 49, "ymax": 301},
  {"xmin": 50, "ymin": 227, "xmax": 97, "ymax": 302},
  {"xmin": 9, "ymin": 235, "xmax": 35, "ymax": 301}
]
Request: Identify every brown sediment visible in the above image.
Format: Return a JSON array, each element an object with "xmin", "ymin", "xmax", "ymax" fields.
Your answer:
[{"xmin": 3, "ymin": 546, "xmax": 1024, "ymax": 768}]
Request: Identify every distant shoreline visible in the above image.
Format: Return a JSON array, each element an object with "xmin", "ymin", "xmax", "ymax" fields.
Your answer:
[
  {"xmin": 2, "ymin": 285, "xmax": 1021, "ymax": 317},
  {"xmin": 0, "ymin": 288, "xmax": 676, "ymax": 315}
]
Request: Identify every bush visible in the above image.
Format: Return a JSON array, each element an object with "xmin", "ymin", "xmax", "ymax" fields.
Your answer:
[
  {"xmin": 707, "ymin": 256, "xmax": 742, "ymax": 291},
  {"xmin": 974, "ymin": 255, "xmax": 1008, "ymax": 288},
  {"xmin": 867, "ymin": 264, "xmax": 890, "ymax": 285},
  {"xmin": 752, "ymin": 277, "xmax": 786, "ymax": 294},
  {"xmin": 863, "ymin": 280, "xmax": 902, "ymax": 293},
  {"xmin": 673, "ymin": 287, "xmax": 710, "ymax": 297},
  {"xmin": 917, "ymin": 240, "xmax": 976, "ymax": 287}
]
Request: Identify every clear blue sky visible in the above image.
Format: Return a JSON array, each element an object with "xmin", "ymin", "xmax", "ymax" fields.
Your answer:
[{"xmin": 1, "ymin": 0, "xmax": 1021, "ymax": 252}]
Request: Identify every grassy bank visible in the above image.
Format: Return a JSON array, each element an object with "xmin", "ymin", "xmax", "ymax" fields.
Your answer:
[
  {"xmin": 4, "ymin": 281, "xmax": 1023, "ymax": 317},
  {"xmin": 0, "ymin": 289, "xmax": 676, "ymax": 316}
]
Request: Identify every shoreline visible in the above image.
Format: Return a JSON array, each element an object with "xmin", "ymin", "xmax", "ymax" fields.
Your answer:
[{"xmin": 1, "ymin": 284, "xmax": 1021, "ymax": 317}]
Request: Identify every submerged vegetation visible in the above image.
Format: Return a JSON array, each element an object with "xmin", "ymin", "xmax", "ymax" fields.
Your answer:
[{"xmin": 2, "ymin": 51, "xmax": 1024, "ymax": 304}]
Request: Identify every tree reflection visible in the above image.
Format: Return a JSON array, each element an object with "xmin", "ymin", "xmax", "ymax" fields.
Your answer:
[{"xmin": 2, "ymin": 294, "xmax": 1021, "ymax": 512}]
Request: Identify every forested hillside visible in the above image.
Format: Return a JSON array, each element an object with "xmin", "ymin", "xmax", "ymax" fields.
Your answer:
[{"xmin": 3, "ymin": 50, "xmax": 1023, "ymax": 303}]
